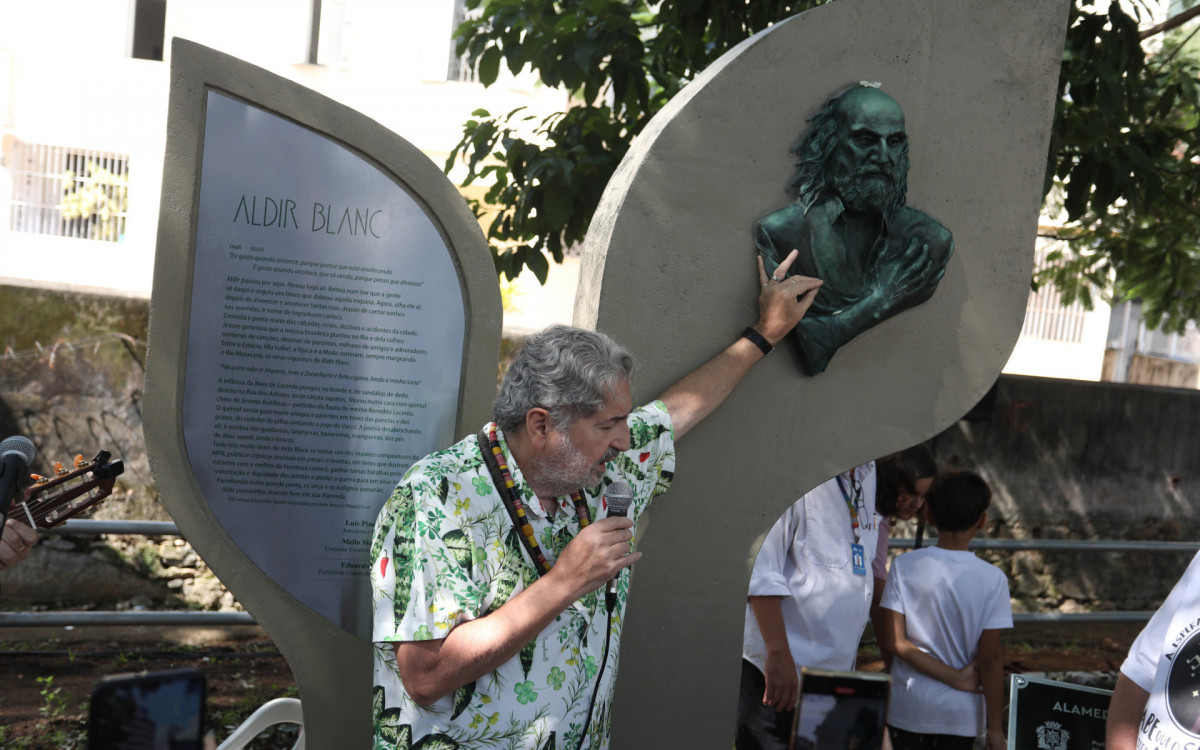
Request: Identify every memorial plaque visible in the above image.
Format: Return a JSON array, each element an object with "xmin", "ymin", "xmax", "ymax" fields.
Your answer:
[
  {"xmin": 181, "ymin": 91, "xmax": 466, "ymax": 636},
  {"xmin": 1008, "ymin": 675, "xmax": 1112, "ymax": 750}
]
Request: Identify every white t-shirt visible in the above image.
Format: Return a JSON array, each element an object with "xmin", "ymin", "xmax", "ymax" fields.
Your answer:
[
  {"xmin": 1121, "ymin": 551, "xmax": 1200, "ymax": 749},
  {"xmin": 880, "ymin": 545, "xmax": 1013, "ymax": 736},
  {"xmin": 743, "ymin": 463, "xmax": 878, "ymax": 674}
]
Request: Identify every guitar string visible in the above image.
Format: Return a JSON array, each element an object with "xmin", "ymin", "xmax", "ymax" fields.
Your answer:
[
  {"xmin": 19, "ymin": 477, "xmax": 111, "ymax": 528},
  {"xmin": 24, "ymin": 489, "xmax": 107, "ymax": 524}
]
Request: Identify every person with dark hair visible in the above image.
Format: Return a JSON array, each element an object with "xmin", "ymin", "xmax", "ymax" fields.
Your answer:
[
  {"xmin": 880, "ymin": 471, "xmax": 1011, "ymax": 750},
  {"xmin": 873, "ymin": 446, "xmax": 938, "ymax": 526},
  {"xmin": 738, "ymin": 459, "xmax": 879, "ymax": 750},
  {"xmin": 370, "ymin": 254, "xmax": 822, "ymax": 750},
  {"xmin": 868, "ymin": 445, "xmax": 938, "ymax": 668},
  {"xmin": 736, "ymin": 446, "xmax": 935, "ymax": 750},
  {"xmin": 756, "ymin": 84, "xmax": 953, "ymax": 375}
]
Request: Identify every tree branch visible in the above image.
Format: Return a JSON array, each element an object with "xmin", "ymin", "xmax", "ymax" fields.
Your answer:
[
  {"xmin": 1150, "ymin": 22, "xmax": 1200, "ymax": 69},
  {"xmin": 1140, "ymin": 5, "xmax": 1200, "ymax": 40}
]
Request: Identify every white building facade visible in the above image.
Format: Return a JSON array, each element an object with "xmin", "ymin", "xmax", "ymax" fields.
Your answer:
[
  {"xmin": 0, "ymin": 0, "xmax": 568, "ymax": 300},
  {"xmin": 3, "ymin": 0, "xmax": 1196, "ymax": 386}
]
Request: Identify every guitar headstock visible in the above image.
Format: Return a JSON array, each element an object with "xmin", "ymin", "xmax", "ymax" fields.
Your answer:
[{"xmin": 16, "ymin": 450, "xmax": 125, "ymax": 530}]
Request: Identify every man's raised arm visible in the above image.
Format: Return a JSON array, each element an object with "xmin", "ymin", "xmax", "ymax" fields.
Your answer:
[{"xmin": 659, "ymin": 250, "xmax": 821, "ymax": 440}]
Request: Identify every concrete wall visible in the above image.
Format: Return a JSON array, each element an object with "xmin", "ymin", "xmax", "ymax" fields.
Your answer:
[{"xmin": 933, "ymin": 373, "xmax": 1200, "ymax": 611}]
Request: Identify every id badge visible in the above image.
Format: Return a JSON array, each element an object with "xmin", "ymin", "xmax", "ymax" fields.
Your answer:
[{"xmin": 851, "ymin": 543, "xmax": 866, "ymax": 576}]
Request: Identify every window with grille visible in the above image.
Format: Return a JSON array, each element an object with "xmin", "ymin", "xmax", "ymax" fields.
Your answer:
[
  {"xmin": 446, "ymin": 0, "xmax": 478, "ymax": 82},
  {"xmin": 1021, "ymin": 245, "xmax": 1088, "ymax": 343},
  {"xmin": 8, "ymin": 141, "xmax": 129, "ymax": 242}
]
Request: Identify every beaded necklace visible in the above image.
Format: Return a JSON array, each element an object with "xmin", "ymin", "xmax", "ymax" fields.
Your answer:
[{"xmin": 480, "ymin": 427, "xmax": 592, "ymax": 578}]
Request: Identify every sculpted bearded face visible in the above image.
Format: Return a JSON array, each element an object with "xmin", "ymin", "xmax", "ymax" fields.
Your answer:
[{"xmin": 827, "ymin": 88, "xmax": 911, "ymax": 216}]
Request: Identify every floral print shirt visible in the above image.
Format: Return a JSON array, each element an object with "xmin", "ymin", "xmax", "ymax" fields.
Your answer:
[{"xmin": 371, "ymin": 402, "xmax": 675, "ymax": 750}]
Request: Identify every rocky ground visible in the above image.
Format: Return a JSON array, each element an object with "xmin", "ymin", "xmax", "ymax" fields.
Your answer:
[{"xmin": 0, "ymin": 493, "xmax": 1156, "ymax": 748}]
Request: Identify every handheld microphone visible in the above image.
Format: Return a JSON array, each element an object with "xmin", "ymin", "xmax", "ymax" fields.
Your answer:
[
  {"xmin": 604, "ymin": 480, "xmax": 634, "ymax": 611},
  {"xmin": 0, "ymin": 436, "xmax": 36, "ymax": 522}
]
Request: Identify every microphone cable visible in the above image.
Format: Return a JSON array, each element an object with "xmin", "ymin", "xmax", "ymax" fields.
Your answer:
[
  {"xmin": 576, "ymin": 479, "xmax": 634, "ymax": 750},
  {"xmin": 575, "ymin": 594, "xmax": 617, "ymax": 750}
]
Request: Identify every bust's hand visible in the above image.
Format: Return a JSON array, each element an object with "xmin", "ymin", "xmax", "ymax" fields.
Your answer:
[
  {"xmin": 873, "ymin": 235, "xmax": 943, "ymax": 314},
  {"xmin": 794, "ymin": 321, "xmax": 836, "ymax": 376}
]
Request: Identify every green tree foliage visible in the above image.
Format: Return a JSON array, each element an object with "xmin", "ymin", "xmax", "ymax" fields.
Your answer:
[
  {"xmin": 1041, "ymin": 3, "xmax": 1200, "ymax": 333},
  {"xmin": 449, "ymin": 0, "xmax": 1200, "ymax": 335},
  {"xmin": 447, "ymin": 0, "xmax": 822, "ymax": 282}
]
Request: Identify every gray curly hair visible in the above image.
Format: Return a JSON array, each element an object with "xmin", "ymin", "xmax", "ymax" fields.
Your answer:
[{"xmin": 493, "ymin": 325, "xmax": 635, "ymax": 433}]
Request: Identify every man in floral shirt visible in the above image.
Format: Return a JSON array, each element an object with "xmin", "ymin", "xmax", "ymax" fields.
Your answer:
[{"xmin": 371, "ymin": 254, "xmax": 821, "ymax": 750}]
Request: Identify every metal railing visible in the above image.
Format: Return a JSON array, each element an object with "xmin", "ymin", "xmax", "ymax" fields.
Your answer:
[
  {"xmin": 901, "ymin": 537, "xmax": 1200, "ymax": 553},
  {"xmin": 4, "ymin": 521, "xmax": 1197, "ymax": 627}
]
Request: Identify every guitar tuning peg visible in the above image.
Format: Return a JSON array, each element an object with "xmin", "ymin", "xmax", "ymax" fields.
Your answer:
[
  {"xmin": 31, "ymin": 474, "xmax": 48, "ymax": 484},
  {"xmin": 54, "ymin": 461, "xmax": 67, "ymax": 476},
  {"xmin": 73, "ymin": 454, "xmax": 85, "ymax": 468}
]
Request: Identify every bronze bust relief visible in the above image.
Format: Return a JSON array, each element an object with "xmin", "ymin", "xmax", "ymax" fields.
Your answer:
[{"xmin": 757, "ymin": 85, "xmax": 953, "ymax": 375}]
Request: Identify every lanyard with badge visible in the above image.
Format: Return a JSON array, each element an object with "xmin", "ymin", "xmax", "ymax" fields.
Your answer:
[{"xmin": 837, "ymin": 467, "xmax": 867, "ymax": 576}]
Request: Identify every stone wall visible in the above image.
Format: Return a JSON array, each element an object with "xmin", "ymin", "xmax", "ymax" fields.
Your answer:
[
  {"xmin": 926, "ymin": 374, "xmax": 1200, "ymax": 612},
  {"xmin": 0, "ymin": 285, "xmax": 197, "ymax": 606}
]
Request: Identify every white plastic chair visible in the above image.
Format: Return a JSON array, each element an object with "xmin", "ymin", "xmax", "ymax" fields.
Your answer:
[{"xmin": 217, "ymin": 697, "xmax": 305, "ymax": 750}]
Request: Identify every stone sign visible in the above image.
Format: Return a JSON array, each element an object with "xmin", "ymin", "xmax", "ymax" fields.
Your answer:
[
  {"xmin": 184, "ymin": 90, "xmax": 466, "ymax": 635},
  {"xmin": 144, "ymin": 39, "xmax": 500, "ymax": 748}
]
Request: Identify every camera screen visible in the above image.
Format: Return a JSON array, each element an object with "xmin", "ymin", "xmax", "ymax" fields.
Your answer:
[
  {"xmin": 793, "ymin": 669, "xmax": 889, "ymax": 750},
  {"xmin": 89, "ymin": 668, "xmax": 206, "ymax": 750}
]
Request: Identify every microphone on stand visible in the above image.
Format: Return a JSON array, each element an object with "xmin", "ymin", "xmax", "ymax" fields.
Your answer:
[
  {"xmin": 0, "ymin": 436, "xmax": 35, "ymax": 522},
  {"xmin": 604, "ymin": 480, "xmax": 634, "ymax": 612}
]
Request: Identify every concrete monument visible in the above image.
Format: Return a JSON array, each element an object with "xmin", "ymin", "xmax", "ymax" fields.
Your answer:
[{"xmin": 574, "ymin": 0, "xmax": 1070, "ymax": 745}]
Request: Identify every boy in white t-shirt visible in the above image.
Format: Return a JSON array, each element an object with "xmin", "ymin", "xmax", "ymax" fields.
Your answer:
[{"xmin": 880, "ymin": 471, "xmax": 1012, "ymax": 750}]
